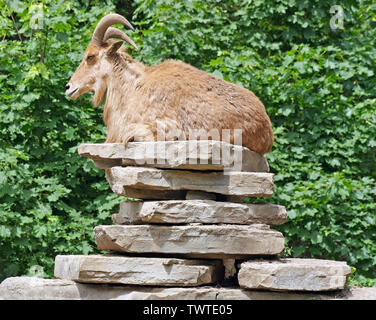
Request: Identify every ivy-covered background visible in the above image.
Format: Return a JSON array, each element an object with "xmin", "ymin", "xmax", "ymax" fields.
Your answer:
[{"xmin": 0, "ymin": 0, "xmax": 375, "ymax": 286}]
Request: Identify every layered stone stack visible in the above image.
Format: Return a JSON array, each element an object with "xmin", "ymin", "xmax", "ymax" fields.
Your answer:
[{"xmin": 0, "ymin": 140, "xmax": 358, "ymax": 300}]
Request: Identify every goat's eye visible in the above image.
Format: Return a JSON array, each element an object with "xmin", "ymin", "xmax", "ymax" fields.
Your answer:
[{"xmin": 87, "ymin": 55, "xmax": 95, "ymax": 61}]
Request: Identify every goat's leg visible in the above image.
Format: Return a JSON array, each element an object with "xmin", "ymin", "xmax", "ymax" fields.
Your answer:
[{"xmin": 119, "ymin": 124, "xmax": 156, "ymax": 145}]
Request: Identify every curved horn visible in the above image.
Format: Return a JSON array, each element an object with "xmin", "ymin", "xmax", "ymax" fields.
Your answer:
[
  {"xmin": 92, "ymin": 13, "xmax": 134, "ymax": 45},
  {"xmin": 103, "ymin": 27, "xmax": 138, "ymax": 50}
]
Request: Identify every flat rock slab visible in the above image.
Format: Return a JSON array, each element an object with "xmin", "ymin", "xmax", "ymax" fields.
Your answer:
[
  {"xmin": 112, "ymin": 200, "xmax": 287, "ymax": 225},
  {"xmin": 1, "ymin": 277, "xmax": 375, "ymax": 300},
  {"xmin": 54, "ymin": 255, "xmax": 222, "ymax": 287},
  {"xmin": 106, "ymin": 166, "xmax": 274, "ymax": 198},
  {"xmin": 94, "ymin": 224, "xmax": 284, "ymax": 258},
  {"xmin": 78, "ymin": 141, "xmax": 269, "ymax": 172},
  {"xmin": 238, "ymin": 258, "xmax": 352, "ymax": 292}
]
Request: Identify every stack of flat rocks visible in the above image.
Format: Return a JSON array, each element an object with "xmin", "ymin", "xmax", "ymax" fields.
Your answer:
[{"xmin": 0, "ymin": 140, "xmax": 355, "ymax": 300}]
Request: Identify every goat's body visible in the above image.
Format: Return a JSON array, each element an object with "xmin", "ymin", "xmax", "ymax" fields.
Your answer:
[
  {"xmin": 66, "ymin": 14, "xmax": 274, "ymax": 155},
  {"xmin": 103, "ymin": 55, "xmax": 274, "ymax": 155}
]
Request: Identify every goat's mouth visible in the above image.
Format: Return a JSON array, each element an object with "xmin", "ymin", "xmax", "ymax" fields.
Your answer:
[{"xmin": 66, "ymin": 87, "xmax": 79, "ymax": 99}]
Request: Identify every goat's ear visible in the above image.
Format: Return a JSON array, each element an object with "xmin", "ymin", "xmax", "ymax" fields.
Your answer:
[{"xmin": 106, "ymin": 41, "xmax": 123, "ymax": 57}]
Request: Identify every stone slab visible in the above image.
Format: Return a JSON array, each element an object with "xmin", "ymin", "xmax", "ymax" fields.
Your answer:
[
  {"xmin": 54, "ymin": 254, "xmax": 222, "ymax": 286},
  {"xmin": 78, "ymin": 141, "xmax": 269, "ymax": 172},
  {"xmin": 113, "ymin": 200, "xmax": 287, "ymax": 225},
  {"xmin": 112, "ymin": 201, "xmax": 144, "ymax": 224},
  {"xmin": 238, "ymin": 258, "xmax": 352, "ymax": 292},
  {"xmin": 94, "ymin": 224, "xmax": 285, "ymax": 258},
  {"xmin": 1, "ymin": 277, "xmax": 375, "ymax": 300},
  {"xmin": 106, "ymin": 166, "xmax": 274, "ymax": 198}
]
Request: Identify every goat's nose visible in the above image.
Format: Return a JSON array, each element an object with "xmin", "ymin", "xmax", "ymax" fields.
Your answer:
[{"xmin": 65, "ymin": 84, "xmax": 70, "ymax": 90}]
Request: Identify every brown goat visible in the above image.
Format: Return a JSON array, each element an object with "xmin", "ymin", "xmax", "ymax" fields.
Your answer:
[{"xmin": 66, "ymin": 14, "xmax": 274, "ymax": 155}]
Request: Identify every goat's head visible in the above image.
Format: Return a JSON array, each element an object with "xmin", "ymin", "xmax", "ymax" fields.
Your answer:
[{"xmin": 65, "ymin": 13, "xmax": 138, "ymax": 106}]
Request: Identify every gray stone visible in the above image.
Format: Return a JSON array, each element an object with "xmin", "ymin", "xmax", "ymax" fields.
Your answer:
[
  {"xmin": 223, "ymin": 259, "xmax": 236, "ymax": 279},
  {"xmin": 0, "ymin": 277, "xmax": 83, "ymax": 300},
  {"xmin": 1, "ymin": 277, "xmax": 375, "ymax": 300},
  {"xmin": 112, "ymin": 201, "xmax": 144, "ymax": 224},
  {"xmin": 94, "ymin": 224, "xmax": 285, "ymax": 258},
  {"xmin": 238, "ymin": 258, "xmax": 352, "ymax": 291},
  {"xmin": 114, "ymin": 200, "xmax": 287, "ymax": 225},
  {"xmin": 93, "ymin": 159, "xmax": 122, "ymax": 170},
  {"xmin": 78, "ymin": 141, "xmax": 269, "ymax": 172},
  {"xmin": 106, "ymin": 166, "xmax": 274, "ymax": 198},
  {"xmin": 54, "ymin": 254, "xmax": 222, "ymax": 286},
  {"xmin": 185, "ymin": 190, "xmax": 217, "ymax": 200}
]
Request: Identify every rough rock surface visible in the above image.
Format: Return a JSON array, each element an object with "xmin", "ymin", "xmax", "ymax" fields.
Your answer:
[
  {"xmin": 112, "ymin": 201, "xmax": 144, "ymax": 224},
  {"xmin": 54, "ymin": 254, "xmax": 222, "ymax": 286},
  {"xmin": 94, "ymin": 224, "xmax": 285, "ymax": 258},
  {"xmin": 106, "ymin": 166, "xmax": 274, "ymax": 198},
  {"xmin": 78, "ymin": 141, "xmax": 270, "ymax": 172},
  {"xmin": 1, "ymin": 277, "xmax": 375, "ymax": 300},
  {"xmin": 113, "ymin": 200, "xmax": 287, "ymax": 225},
  {"xmin": 238, "ymin": 258, "xmax": 352, "ymax": 291}
]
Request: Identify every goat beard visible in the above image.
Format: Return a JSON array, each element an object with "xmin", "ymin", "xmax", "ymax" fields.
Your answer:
[{"xmin": 92, "ymin": 85, "xmax": 107, "ymax": 107}]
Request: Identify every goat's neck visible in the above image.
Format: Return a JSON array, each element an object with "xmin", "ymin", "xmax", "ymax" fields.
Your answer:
[{"xmin": 103, "ymin": 59, "xmax": 145, "ymax": 125}]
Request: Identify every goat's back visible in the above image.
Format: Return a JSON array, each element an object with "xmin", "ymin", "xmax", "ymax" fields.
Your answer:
[{"xmin": 138, "ymin": 60, "xmax": 273, "ymax": 155}]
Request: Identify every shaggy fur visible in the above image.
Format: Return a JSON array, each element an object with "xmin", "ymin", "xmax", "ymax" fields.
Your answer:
[{"xmin": 67, "ymin": 41, "xmax": 274, "ymax": 155}]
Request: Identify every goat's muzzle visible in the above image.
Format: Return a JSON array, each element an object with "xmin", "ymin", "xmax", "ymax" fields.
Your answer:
[{"xmin": 65, "ymin": 83, "xmax": 79, "ymax": 99}]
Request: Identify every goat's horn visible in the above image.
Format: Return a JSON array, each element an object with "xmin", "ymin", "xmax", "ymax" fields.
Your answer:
[
  {"xmin": 92, "ymin": 13, "xmax": 134, "ymax": 45},
  {"xmin": 103, "ymin": 27, "xmax": 138, "ymax": 50}
]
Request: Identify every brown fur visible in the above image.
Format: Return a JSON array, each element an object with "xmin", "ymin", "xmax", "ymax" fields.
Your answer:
[{"xmin": 67, "ymin": 41, "xmax": 274, "ymax": 155}]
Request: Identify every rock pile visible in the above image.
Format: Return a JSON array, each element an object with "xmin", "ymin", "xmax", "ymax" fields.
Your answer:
[{"xmin": 0, "ymin": 140, "xmax": 354, "ymax": 300}]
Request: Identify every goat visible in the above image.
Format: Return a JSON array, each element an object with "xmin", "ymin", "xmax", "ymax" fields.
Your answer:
[{"xmin": 66, "ymin": 14, "xmax": 274, "ymax": 155}]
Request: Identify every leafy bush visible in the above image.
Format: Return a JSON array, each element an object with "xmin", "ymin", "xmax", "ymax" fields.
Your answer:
[
  {"xmin": 0, "ymin": 0, "xmax": 375, "ymax": 285},
  {"xmin": 0, "ymin": 0, "xmax": 122, "ymax": 280}
]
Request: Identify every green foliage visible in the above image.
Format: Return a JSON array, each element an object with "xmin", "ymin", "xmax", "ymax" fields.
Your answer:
[
  {"xmin": 0, "ymin": 0, "xmax": 375, "ymax": 286},
  {"xmin": 0, "ymin": 0, "xmax": 122, "ymax": 281}
]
